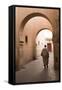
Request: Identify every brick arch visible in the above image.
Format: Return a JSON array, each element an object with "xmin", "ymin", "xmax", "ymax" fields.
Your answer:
[{"xmin": 21, "ymin": 12, "xmax": 52, "ymax": 29}]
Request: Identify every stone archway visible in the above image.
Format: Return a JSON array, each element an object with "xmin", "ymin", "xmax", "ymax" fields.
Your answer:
[
  {"xmin": 35, "ymin": 29, "xmax": 54, "ymax": 68},
  {"xmin": 16, "ymin": 8, "xmax": 60, "ymax": 83},
  {"xmin": 16, "ymin": 10, "xmax": 60, "ymax": 71},
  {"xmin": 20, "ymin": 12, "xmax": 52, "ymax": 29},
  {"xmin": 16, "ymin": 13, "xmax": 54, "ymax": 70},
  {"xmin": 34, "ymin": 28, "xmax": 53, "ymax": 58}
]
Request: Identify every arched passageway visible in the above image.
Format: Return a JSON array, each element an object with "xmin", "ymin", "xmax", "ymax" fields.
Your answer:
[
  {"xmin": 18, "ymin": 16, "xmax": 53, "ymax": 68},
  {"xmin": 36, "ymin": 29, "xmax": 53, "ymax": 57},
  {"xmin": 16, "ymin": 28, "xmax": 59, "ymax": 83},
  {"xmin": 16, "ymin": 10, "xmax": 60, "ymax": 83},
  {"xmin": 35, "ymin": 29, "xmax": 54, "ymax": 68}
]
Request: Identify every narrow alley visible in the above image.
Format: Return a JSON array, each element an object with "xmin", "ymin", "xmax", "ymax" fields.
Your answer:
[{"xmin": 16, "ymin": 53, "xmax": 59, "ymax": 83}]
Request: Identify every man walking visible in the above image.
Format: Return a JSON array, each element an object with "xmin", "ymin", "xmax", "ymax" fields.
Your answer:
[{"xmin": 41, "ymin": 45, "xmax": 49, "ymax": 68}]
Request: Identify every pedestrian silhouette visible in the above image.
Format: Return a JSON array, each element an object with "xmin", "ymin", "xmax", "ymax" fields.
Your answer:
[{"xmin": 41, "ymin": 45, "xmax": 49, "ymax": 68}]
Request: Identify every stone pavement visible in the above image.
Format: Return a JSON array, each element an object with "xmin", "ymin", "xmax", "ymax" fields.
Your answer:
[{"xmin": 16, "ymin": 53, "xmax": 59, "ymax": 83}]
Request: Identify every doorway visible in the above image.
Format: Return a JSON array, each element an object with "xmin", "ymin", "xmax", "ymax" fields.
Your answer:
[{"xmin": 35, "ymin": 29, "xmax": 54, "ymax": 68}]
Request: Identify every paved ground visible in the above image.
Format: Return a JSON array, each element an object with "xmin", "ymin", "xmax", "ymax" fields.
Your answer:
[{"xmin": 16, "ymin": 53, "xmax": 59, "ymax": 83}]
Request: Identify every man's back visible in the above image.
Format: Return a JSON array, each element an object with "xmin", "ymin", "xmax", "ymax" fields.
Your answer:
[
  {"xmin": 41, "ymin": 45, "xmax": 49, "ymax": 68},
  {"xmin": 41, "ymin": 48, "xmax": 49, "ymax": 57}
]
